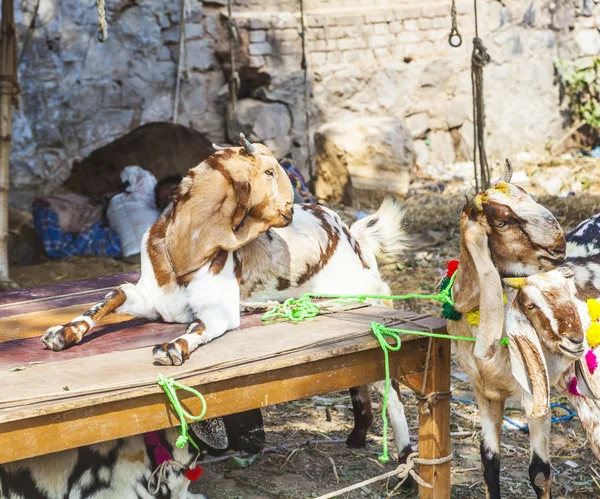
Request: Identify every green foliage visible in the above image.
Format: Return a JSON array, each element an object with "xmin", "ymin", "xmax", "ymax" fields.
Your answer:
[{"xmin": 557, "ymin": 58, "xmax": 600, "ymax": 130}]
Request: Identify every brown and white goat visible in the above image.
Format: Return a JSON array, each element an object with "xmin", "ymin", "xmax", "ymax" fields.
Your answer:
[
  {"xmin": 37, "ymin": 136, "xmax": 414, "ymax": 490},
  {"xmin": 449, "ymin": 166, "xmax": 573, "ymax": 499}
]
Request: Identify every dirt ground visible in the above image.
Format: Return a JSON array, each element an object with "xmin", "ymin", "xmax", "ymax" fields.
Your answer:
[{"xmin": 10, "ymin": 160, "xmax": 600, "ymax": 498}]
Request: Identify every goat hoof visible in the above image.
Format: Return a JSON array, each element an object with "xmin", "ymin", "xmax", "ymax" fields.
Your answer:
[
  {"xmin": 388, "ymin": 445, "xmax": 417, "ymax": 489},
  {"xmin": 153, "ymin": 343, "xmax": 174, "ymax": 365},
  {"xmin": 167, "ymin": 342, "xmax": 186, "ymax": 366},
  {"xmin": 42, "ymin": 325, "xmax": 69, "ymax": 351},
  {"xmin": 346, "ymin": 429, "xmax": 368, "ymax": 449}
]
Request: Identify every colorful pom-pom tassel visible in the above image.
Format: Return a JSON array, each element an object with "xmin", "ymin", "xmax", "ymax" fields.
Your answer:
[
  {"xmin": 587, "ymin": 349, "xmax": 598, "ymax": 375},
  {"xmin": 587, "ymin": 322, "xmax": 600, "ymax": 349},
  {"xmin": 185, "ymin": 465, "xmax": 202, "ymax": 481},
  {"xmin": 154, "ymin": 445, "xmax": 171, "ymax": 465},
  {"xmin": 446, "ymin": 259, "xmax": 459, "ymax": 278},
  {"xmin": 568, "ymin": 377, "xmax": 583, "ymax": 397},
  {"xmin": 466, "ymin": 310, "xmax": 480, "ymax": 326},
  {"xmin": 144, "ymin": 431, "xmax": 161, "ymax": 446},
  {"xmin": 442, "ymin": 302, "xmax": 462, "ymax": 321},
  {"xmin": 588, "ymin": 299, "xmax": 600, "ymax": 323}
]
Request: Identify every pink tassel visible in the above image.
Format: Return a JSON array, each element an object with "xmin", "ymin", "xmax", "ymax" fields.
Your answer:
[
  {"xmin": 586, "ymin": 349, "xmax": 598, "ymax": 375},
  {"xmin": 144, "ymin": 431, "xmax": 161, "ymax": 446},
  {"xmin": 154, "ymin": 445, "xmax": 172, "ymax": 465},
  {"xmin": 568, "ymin": 377, "xmax": 583, "ymax": 397}
]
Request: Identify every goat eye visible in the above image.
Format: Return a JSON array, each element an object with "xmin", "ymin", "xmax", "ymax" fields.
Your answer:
[
  {"xmin": 496, "ymin": 221, "xmax": 506, "ymax": 228},
  {"xmin": 265, "ymin": 169, "xmax": 274, "ymax": 177},
  {"xmin": 526, "ymin": 303, "xmax": 536, "ymax": 310}
]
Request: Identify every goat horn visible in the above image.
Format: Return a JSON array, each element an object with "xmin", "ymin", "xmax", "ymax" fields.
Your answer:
[
  {"xmin": 500, "ymin": 159, "xmax": 513, "ymax": 183},
  {"xmin": 503, "ymin": 277, "xmax": 527, "ymax": 289},
  {"xmin": 239, "ymin": 133, "xmax": 256, "ymax": 154},
  {"xmin": 212, "ymin": 143, "xmax": 229, "ymax": 150}
]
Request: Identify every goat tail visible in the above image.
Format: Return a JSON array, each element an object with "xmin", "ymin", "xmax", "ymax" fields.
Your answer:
[{"xmin": 350, "ymin": 198, "xmax": 409, "ymax": 265}]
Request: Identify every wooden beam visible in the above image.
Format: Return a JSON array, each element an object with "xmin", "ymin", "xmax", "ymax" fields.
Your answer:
[
  {"xmin": 0, "ymin": 338, "xmax": 428, "ymax": 464},
  {"xmin": 418, "ymin": 337, "xmax": 452, "ymax": 499},
  {"xmin": 0, "ymin": 0, "xmax": 17, "ymax": 288}
]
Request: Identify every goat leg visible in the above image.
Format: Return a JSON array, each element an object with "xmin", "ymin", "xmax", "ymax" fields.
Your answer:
[
  {"xmin": 153, "ymin": 314, "xmax": 231, "ymax": 366},
  {"xmin": 346, "ymin": 385, "xmax": 373, "ymax": 448},
  {"xmin": 476, "ymin": 394, "xmax": 504, "ymax": 499},
  {"xmin": 41, "ymin": 288, "xmax": 127, "ymax": 351},
  {"xmin": 527, "ymin": 413, "xmax": 552, "ymax": 499}
]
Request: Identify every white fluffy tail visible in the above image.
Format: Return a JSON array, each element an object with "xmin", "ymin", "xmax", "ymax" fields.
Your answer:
[{"xmin": 350, "ymin": 198, "xmax": 409, "ymax": 265}]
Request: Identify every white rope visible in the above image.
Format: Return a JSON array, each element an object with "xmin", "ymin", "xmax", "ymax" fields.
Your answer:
[
  {"xmin": 147, "ymin": 454, "xmax": 199, "ymax": 495},
  {"xmin": 313, "ymin": 453, "xmax": 453, "ymax": 499}
]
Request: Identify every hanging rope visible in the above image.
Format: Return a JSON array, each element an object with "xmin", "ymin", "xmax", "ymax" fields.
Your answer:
[
  {"xmin": 448, "ymin": 0, "xmax": 462, "ymax": 47},
  {"xmin": 157, "ymin": 373, "xmax": 207, "ymax": 451},
  {"xmin": 227, "ymin": 0, "xmax": 240, "ymax": 118},
  {"xmin": 471, "ymin": 0, "xmax": 491, "ymax": 191},
  {"xmin": 299, "ymin": 0, "xmax": 314, "ymax": 191},
  {"xmin": 96, "ymin": 0, "xmax": 107, "ymax": 43},
  {"xmin": 173, "ymin": 0, "xmax": 189, "ymax": 123}
]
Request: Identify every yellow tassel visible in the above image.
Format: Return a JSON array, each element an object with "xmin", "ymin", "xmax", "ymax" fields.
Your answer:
[
  {"xmin": 588, "ymin": 299, "xmax": 600, "ymax": 323},
  {"xmin": 587, "ymin": 322, "xmax": 600, "ymax": 349},
  {"xmin": 466, "ymin": 310, "xmax": 480, "ymax": 326}
]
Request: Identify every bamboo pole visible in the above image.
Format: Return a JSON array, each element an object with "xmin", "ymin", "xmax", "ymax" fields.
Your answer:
[{"xmin": 0, "ymin": 0, "xmax": 17, "ymax": 289}]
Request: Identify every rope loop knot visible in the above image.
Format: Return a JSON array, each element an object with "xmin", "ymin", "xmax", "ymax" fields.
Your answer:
[{"xmin": 157, "ymin": 373, "xmax": 207, "ymax": 451}]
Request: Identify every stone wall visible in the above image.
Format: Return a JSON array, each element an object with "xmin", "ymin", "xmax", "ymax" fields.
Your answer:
[{"xmin": 9, "ymin": 0, "xmax": 600, "ymax": 207}]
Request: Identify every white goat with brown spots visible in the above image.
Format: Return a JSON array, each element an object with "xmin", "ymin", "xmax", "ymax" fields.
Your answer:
[{"xmin": 39, "ymin": 135, "xmax": 415, "ymax": 487}]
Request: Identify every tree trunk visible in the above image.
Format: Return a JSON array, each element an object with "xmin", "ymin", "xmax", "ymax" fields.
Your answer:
[{"xmin": 0, "ymin": 0, "xmax": 17, "ymax": 289}]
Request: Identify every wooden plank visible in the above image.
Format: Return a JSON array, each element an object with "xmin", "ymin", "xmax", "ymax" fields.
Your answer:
[
  {"xmin": 0, "ymin": 338, "xmax": 428, "ymax": 464},
  {"xmin": 0, "ymin": 310, "xmax": 423, "ymax": 420},
  {"xmin": 418, "ymin": 337, "xmax": 451, "ymax": 499}
]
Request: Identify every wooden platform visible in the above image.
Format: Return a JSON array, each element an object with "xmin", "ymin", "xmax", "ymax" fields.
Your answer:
[{"xmin": 0, "ymin": 273, "xmax": 451, "ymax": 499}]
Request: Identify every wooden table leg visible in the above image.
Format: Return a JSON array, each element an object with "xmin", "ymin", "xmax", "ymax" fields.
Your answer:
[{"xmin": 418, "ymin": 337, "xmax": 451, "ymax": 499}]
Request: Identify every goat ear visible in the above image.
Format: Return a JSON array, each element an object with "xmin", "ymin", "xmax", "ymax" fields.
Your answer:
[
  {"xmin": 462, "ymin": 218, "xmax": 504, "ymax": 361},
  {"xmin": 231, "ymin": 180, "xmax": 251, "ymax": 232},
  {"xmin": 574, "ymin": 358, "xmax": 600, "ymax": 400},
  {"xmin": 505, "ymin": 305, "xmax": 550, "ymax": 418}
]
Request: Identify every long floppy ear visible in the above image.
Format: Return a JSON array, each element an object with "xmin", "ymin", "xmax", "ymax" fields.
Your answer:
[
  {"xmin": 457, "ymin": 217, "xmax": 504, "ymax": 361},
  {"xmin": 505, "ymin": 304, "xmax": 550, "ymax": 418},
  {"xmin": 231, "ymin": 180, "xmax": 251, "ymax": 231}
]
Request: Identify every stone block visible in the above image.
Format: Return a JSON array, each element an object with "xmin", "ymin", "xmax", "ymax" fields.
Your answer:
[
  {"xmin": 307, "ymin": 27, "xmax": 325, "ymax": 40},
  {"xmin": 314, "ymin": 117, "xmax": 415, "ymax": 204},
  {"xmin": 389, "ymin": 21, "xmax": 402, "ymax": 34},
  {"xmin": 397, "ymin": 31, "xmax": 423, "ymax": 44},
  {"xmin": 226, "ymin": 98, "xmax": 292, "ymax": 143},
  {"xmin": 339, "ymin": 37, "xmax": 367, "ymax": 50},
  {"xmin": 369, "ymin": 35, "xmax": 389, "ymax": 48},
  {"xmin": 404, "ymin": 19, "xmax": 419, "ymax": 31},
  {"xmin": 432, "ymin": 16, "xmax": 447, "ymax": 29},
  {"xmin": 374, "ymin": 47, "xmax": 392, "ymax": 60},
  {"xmin": 445, "ymin": 95, "xmax": 470, "ymax": 128},
  {"xmin": 249, "ymin": 41, "xmax": 273, "ymax": 55},
  {"xmin": 328, "ymin": 26, "xmax": 345, "ymax": 38},
  {"xmin": 310, "ymin": 52, "xmax": 327, "ymax": 65},
  {"xmin": 429, "ymin": 130, "xmax": 456, "ymax": 165},
  {"xmin": 405, "ymin": 112, "xmax": 430, "ymax": 139},
  {"xmin": 373, "ymin": 23, "xmax": 389, "ymax": 35},
  {"xmin": 249, "ymin": 30, "xmax": 267, "ymax": 43},
  {"xmin": 187, "ymin": 39, "xmax": 217, "ymax": 70},
  {"xmin": 418, "ymin": 18, "xmax": 432, "ymax": 30},
  {"xmin": 249, "ymin": 55, "xmax": 266, "ymax": 67},
  {"xmin": 249, "ymin": 17, "xmax": 270, "ymax": 30}
]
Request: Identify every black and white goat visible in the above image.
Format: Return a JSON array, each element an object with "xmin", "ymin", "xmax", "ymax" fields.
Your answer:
[{"xmin": 0, "ymin": 411, "xmax": 264, "ymax": 498}]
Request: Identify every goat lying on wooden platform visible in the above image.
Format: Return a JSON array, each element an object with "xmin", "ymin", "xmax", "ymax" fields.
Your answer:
[
  {"xmin": 38, "ymin": 136, "xmax": 414, "ymax": 486},
  {"xmin": 0, "ymin": 410, "xmax": 264, "ymax": 499}
]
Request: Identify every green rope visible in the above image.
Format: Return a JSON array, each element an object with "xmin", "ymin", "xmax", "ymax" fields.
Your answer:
[
  {"xmin": 370, "ymin": 322, "xmax": 402, "ymax": 463},
  {"xmin": 262, "ymin": 273, "xmax": 461, "ymax": 324},
  {"xmin": 260, "ymin": 272, "xmax": 512, "ymax": 462},
  {"xmin": 157, "ymin": 373, "xmax": 208, "ymax": 451}
]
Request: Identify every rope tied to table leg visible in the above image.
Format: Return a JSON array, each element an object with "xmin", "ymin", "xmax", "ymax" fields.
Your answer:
[
  {"xmin": 313, "ymin": 452, "xmax": 453, "ymax": 499},
  {"xmin": 416, "ymin": 390, "xmax": 453, "ymax": 417}
]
